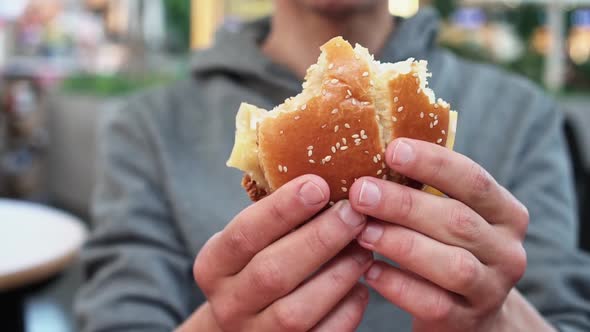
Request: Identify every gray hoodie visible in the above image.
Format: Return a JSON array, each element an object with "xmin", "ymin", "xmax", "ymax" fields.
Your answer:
[{"xmin": 76, "ymin": 9, "xmax": 590, "ymax": 332}]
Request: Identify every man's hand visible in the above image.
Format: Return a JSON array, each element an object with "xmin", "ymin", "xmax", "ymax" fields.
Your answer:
[
  {"xmin": 349, "ymin": 138, "xmax": 555, "ymax": 332},
  {"xmin": 189, "ymin": 175, "xmax": 372, "ymax": 332}
]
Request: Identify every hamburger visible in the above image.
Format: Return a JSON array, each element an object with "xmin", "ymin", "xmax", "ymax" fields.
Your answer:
[{"xmin": 227, "ymin": 37, "xmax": 457, "ymax": 203}]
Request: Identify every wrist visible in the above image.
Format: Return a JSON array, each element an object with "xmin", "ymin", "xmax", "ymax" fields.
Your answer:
[
  {"xmin": 176, "ymin": 302, "xmax": 223, "ymax": 332},
  {"xmin": 494, "ymin": 289, "xmax": 557, "ymax": 332}
]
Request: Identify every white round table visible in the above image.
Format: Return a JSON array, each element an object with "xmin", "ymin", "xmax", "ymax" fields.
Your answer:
[{"xmin": 0, "ymin": 199, "xmax": 87, "ymax": 331}]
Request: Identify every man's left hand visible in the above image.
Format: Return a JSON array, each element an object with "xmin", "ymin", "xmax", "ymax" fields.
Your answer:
[{"xmin": 349, "ymin": 138, "xmax": 555, "ymax": 332}]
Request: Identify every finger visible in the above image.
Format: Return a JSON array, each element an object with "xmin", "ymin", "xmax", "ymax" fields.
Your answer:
[
  {"xmin": 258, "ymin": 245, "xmax": 372, "ymax": 331},
  {"xmin": 358, "ymin": 221, "xmax": 498, "ymax": 300},
  {"xmin": 365, "ymin": 261, "xmax": 464, "ymax": 322},
  {"xmin": 385, "ymin": 139, "xmax": 529, "ymax": 234},
  {"xmin": 194, "ymin": 175, "xmax": 329, "ymax": 286},
  {"xmin": 311, "ymin": 284, "xmax": 369, "ymax": 332},
  {"xmin": 349, "ymin": 177, "xmax": 504, "ymax": 264},
  {"xmin": 223, "ymin": 200, "xmax": 366, "ymax": 313}
]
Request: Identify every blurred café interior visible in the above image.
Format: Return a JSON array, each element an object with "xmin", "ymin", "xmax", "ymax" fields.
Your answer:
[{"xmin": 0, "ymin": 0, "xmax": 589, "ymax": 331}]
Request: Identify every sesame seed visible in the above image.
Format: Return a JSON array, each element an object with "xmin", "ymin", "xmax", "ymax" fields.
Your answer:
[
  {"xmin": 284, "ymin": 166, "xmax": 288, "ymax": 173},
  {"xmin": 344, "ymin": 123, "xmax": 351, "ymax": 129},
  {"xmin": 377, "ymin": 154, "xmax": 382, "ymax": 161},
  {"xmin": 278, "ymin": 165, "xmax": 283, "ymax": 172},
  {"xmin": 321, "ymin": 124, "xmax": 327, "ymax": 129},
  {"xmin": 342, "ymin": 138, "xmax": 347, "ymax": 144},
  {"xmin": 345, "ymin": 94, "xmax": 351, "ymax": 99},
  {"xmin": 280, "ymin": 130, "xmax": 284, "ymax": 135},
  {"xmin": 307, "ymin": 145, "xmax": 314, "ymax": 150},
  {"xmin": 437, "ymin": 138, "xmax": 443, "ymax": 144},
  {"xmin": 325, "ymin": 156, "xmax": 332, "ymax": 162},
  {"xmin": 361, "ymin": 135, "xmax": 368, "ymax": 140},
  {"xmin": 364, "ymin": 150, "xmax": 370, "ymax": 154},
  {"xmin": 434, "ymin": 104, "xmax": 439, "ymax": 109},
  {"xmin": 362, "ymin": 101, "xmax": 371, "ymax": 106},
  {"xmin": 336, "ymin": 142, "xmax": 341, "ymax": 149},
  {"xmin": 341, "ymin": 179, "xmax": 347, "ymax": 184},
  {"xmin": 392, "ymin": 116, "xmax": 398, "ymax": 122},
  {"xmin": 417, "ymin": 88, "xmax": 421, "ymax": 93},
  {"xmin": 331, "ymin": 78, "xmax": 339, "ymax": 84},
  {"xmin": 352, "ymin": 99, "xmax": 357, "ymax": 106},
  {"xmin": 308, "ymin": 150, "xmax": 313, "ymax": 157},
  {"xmin": 331, "ymin": 146, "xmax": 337, "ymax": 153},
  {"xmin": 342, "ymin": 187, "xmax": 348, "ymax": 192},
  {"xmin": 294, "ymin": 115, "xmax": 301, "ymax": 120},
  {"xmin": 328, "ymin": 63, "xmax": 334, "ymax": 69},
  {"xmin": 373, "ymin": 156, "xmax": 379, "ymax": 163},
  {"xmin": 362, "ymin": 71, "xmax": 369, "ymax": 77},
  {"xmin": 420, "ymin": 112, "xmax": 424, "ymax": 118},
  {"xmin": 360, "ymin": 130, "xmax": 366, "ymax": 136},
  {"xmin": 334, "ymin": 125, "xmax": 339, "ymax": 133},
  {"xmin": 398, "ymin": 106, "xmax": 404, "ymax": 113},
  {"xmin": 355, "ymin": 139, "xmax": 362, "ymax": 145},
  {"xmin": 442, "ymin": 130, "xmax": 446, "ymax": 135},
  {"xmin": 433, "ymin": 120, "xmax": 439, "ymax": 126},
  {"xmin": 382, "ymin": 162, "xmax": 386, "ymax": 168},
  {"xmin": 435, "ymin": 115, "xmax": 438, "ymax": 120},
  {"xmin": 331, "ymin": 108, "xmax": 339, "ymax": 114},
  {"xmin": 352, "ymin": 134, "xmax": 360, "ymax": 139},
  {"xmin": 340, "ymin": 146, "xmax": 349, "ymax": 151},
  {"xmin": 309, "ymin": 159, "xmax": 315, "ymax": 164},
  {"xmin": 347, "ymin": 89, "xmax": 352, "ymax": 96},
  {"xmin": 430, "ymin": 122, "xmax": 434, "ymax": 129},
  {"xmin": 429, "ymin": 113, "xmax": 434, "ymax": 118},
  {"xmin": 377, "ymin": 169, "xmax": 383, "ymax": 175},
  {"xmin": 394, "ymin": 97, "xmax": 399, "ymax": 103}
]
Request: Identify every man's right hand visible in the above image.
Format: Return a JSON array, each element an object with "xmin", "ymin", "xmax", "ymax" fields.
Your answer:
[{"xmin": 191, "ymin": 175, "xmax": 372, "ymax": 332}]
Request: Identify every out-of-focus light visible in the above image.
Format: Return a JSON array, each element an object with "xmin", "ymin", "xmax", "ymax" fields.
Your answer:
[
  {"xmin": 388, "ymin": 0, "xmax": 419, "ymax": 18},
  {"xmin": 452, "ymin": 7, "xmax": 487, "ymax": 29},
  {"xmin": 568, "ymin": 9, "xmax": 590, "ymax": 64},
  {"xmin": 531, "ymin": 26, "xmax": 551, "ymax": 55}
]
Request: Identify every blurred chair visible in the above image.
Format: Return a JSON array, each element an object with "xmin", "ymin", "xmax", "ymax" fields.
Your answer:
[{"xmin": 562, "ymin": 102, "xmax": 590, "ymax": 252}]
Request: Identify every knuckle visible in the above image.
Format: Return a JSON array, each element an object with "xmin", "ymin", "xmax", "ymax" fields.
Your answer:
[
  {"xmin": 506, "ymin": 244, "xmax": 527, "ymax": 283},
  {"xmin": 250, "ymin": 256, "xmax": 287, "ymax": 296},
  {"xmin": 467, "ymin": 162, "xmax": 494, "ymax": 202},
  {"xmin": 226, "ymin": 228, "xmax": 257, "ymax": 258},
  {"xmin": 327, "ymin": 267, "xmax": 348, "ymax": 285},
  {"xmin": 448, "ymin": 203, "xmax": 481, "ymax": 241},
  {"xmin": 210, "ymin": 297, "xmax": 241, "ymax": 330},
  {"xmin": 305, "ymin": 223, "xmax": 336, "ymax": 256},
  {"xmin": 273, "ymin": 302, "xmax": 307, "ymax": 332},
  {"xmin": 425, "ymin": 293, "xmax": 452, "ymax": 321},
  {"xmin": 512, "ymin": 201, "xmax": 530, "ymax": 237},
  {"xmin": 269, "ymin": 198, "xmax": 292, "ymax": 228},
  {"xmin": 396, "ymin": 187, "xmax": 414, "ymax": 220},
  {"xmin": 392, "ymin": 274, "xmax": 413, "ymax": 302},
  {"xmin": 428, "ymin": 154, "xmax": 449, "ymax": 183},
  {"xmin": 450, "ymin": 250, "xmax": 479, "ymax": 291},
  {"xmin": 393, "ymin": 232, "xmax": 417, "ymax": 259},
  {"xmin": 340, "ymin": 301, "xmax": 363, "ymax": 328}
]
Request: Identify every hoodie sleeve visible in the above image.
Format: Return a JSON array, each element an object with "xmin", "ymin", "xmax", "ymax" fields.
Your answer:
[
  {"xmin": 74, "ymin": 98, "xmax": 201, "ymax": 332},
  {"xmin": 508, "ymin": 93, "xmax": 590, "ymax": 331}
]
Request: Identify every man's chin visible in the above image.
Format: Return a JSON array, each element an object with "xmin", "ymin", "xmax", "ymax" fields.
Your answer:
[{"xmin": 300, "ymin": 0, "xmax": 381, "ymax": 19}]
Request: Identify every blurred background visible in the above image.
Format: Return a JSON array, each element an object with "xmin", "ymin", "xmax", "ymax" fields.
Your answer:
[{"xmin": 0, "ymin": 0, "xmax": 588, "ymax": 331}]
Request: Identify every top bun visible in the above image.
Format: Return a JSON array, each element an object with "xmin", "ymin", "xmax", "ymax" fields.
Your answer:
[{"xmin": 227, "ymin": 37, "xmax": 458, "ymax": 202}]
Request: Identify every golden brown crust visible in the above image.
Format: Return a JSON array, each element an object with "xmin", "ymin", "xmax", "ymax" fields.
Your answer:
[
  {"xmin": 258, "ymin": 38, "xmax": 384, "ymax": 202},
  {"xmin": 242, "ymin": 174, "xmax": 268, "ymax": 201}
]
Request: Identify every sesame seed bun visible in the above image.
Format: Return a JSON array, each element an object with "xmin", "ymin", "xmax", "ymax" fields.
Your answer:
[{"xmin": 227, "ymin": 37, "xmax": 458, "ymax": 202}]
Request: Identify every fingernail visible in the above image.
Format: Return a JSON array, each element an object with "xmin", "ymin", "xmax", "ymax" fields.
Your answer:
[
  {"xmin": 337, "ymin": 200, "xmax": 365, "ymax": 227},
  {"xmin": 298, "ymin": 181, "xmax": 325, "ymax": 205},
  {"xmin": 391, "ymin": 140, "xmax": 414, "ymax": 166},
  {"xmin": 365, "ymin": 264, "xmax": 382, "ymax": 281},
  {"xmin": 361, "ymin": 223, "xmax": 384, "ymax": 244},
  {"xmin": 353, "ymin": 250, "xmax": 372, "ymax": 265},
  {"xmin": 358, "ymin": 180, "xmax": 381, "ymax": 207}
]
